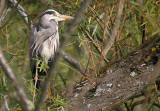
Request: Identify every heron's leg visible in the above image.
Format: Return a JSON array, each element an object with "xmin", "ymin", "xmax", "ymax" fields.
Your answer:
[{"xmin": 33, "ymin": 62, "xmax": 39, "ymax": 102}]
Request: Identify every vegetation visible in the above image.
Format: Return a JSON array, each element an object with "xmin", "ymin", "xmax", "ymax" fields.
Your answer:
[{"xmin": 0, "ymin": 0, "xmax": 160, "ymax": 111}]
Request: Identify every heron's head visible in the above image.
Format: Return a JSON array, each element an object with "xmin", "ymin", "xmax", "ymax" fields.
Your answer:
[{"xmin": 41, "ymin": 9, "xmax": 73, "ymax": 22}]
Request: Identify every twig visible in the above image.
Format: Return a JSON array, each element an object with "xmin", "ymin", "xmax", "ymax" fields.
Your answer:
[
  {"xmin": 102, "ymin": 0, "xmax": 125, "ymax": 56},
  {"xmin": 0, "ymin": 94, "xmax": 10, "ymax": 111},
  {"xmin": 0, "ymin": 6, "xmax": 11, "ymax": 25},
  {"xmin": 81, "ymin": 26, "xmax": 102, "ymax": 53},
  {"xmin": 3, "ymin": 95, "xmax": 10, "ymax": 111},
  {"xmin": 0, "ymin": 46, "xmax": 33, "ymax": 111},
  {"xmin": 34, "ymin": 0, "xmax": 92, "ymax": 111},
  {"xmin": 80, "ymin": 26, "xmax": 109, "ymax": 63}
]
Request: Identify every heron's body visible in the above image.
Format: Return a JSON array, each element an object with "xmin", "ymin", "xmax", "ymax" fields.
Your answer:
[{"xmin": 29, "ymin": 9, "xmax": 73, "ymax": 88}]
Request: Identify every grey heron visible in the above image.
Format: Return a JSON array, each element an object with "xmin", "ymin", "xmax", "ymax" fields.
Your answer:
[{"xmin": 29, "ymin": 9, "xmax": 73, "ymax": 88}]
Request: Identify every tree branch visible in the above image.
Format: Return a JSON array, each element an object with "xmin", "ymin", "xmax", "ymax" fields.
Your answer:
[
  {"xmin": 8, "ymin": 0, "xmax": 30, "ymax": 25},
  {"xmin": 102, "ymin": 0, "xmax": 125, "ymax": 56},
  {"xmin": 60, "ymin": 51, "xmax": 85, "ymax": 74},
  {"xmin": 0, "ymin": 46, "xmax": 33, "ymax": 111},
  {"xmin": 0, "ymin": 6, "xmax": 11, "ymax": 26}
]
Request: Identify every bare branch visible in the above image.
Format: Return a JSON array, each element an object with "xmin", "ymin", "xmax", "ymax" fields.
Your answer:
[
  {"xmin": 0, "ymin": 47, "xmax": 33, "ymax": 111},
  {"xmin": 80, "ymin": 25, "xmax": 109, "ymax": 63},
  {"xmin": 3, "ymin": 95, "xmax": 10, "ymax": 111},
  {"xmin": 60, "ymin": 51, "xmax": 85, "ymax": 74},
  {"xmin": 34, "ymin": 0, "xmax": 92, "ymax": 111},
  {"xmin": 102, "ymin": 0, "xmax": 125, "ymax": 56},
  {"xmin": 0, "ymin": 7, "xmax": 11, "ymax": 25},
  {"xmin": 8, "ymin": 0, "xmax": 30, "ymax": 25},
  {"xmin": 0, "ymin": 94, "xmax": 10, "ymax": 111}
]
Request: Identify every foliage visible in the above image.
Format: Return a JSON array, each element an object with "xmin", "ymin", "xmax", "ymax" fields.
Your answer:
[{"xmin": 0, "ymin": 0, "xmax": 160, "ymax": 110}]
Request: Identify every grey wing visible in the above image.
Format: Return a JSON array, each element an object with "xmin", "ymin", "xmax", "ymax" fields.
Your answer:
[
  {"xmin": 30, "ymin": 25, "xmax": 56, "ymax": 57},
  {"xmin": 29, "ymin": 25, "xmax": 55, "ymax": 72}
]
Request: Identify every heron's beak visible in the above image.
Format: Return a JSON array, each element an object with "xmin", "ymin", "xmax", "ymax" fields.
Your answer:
[
  {"xmin": 57, "ymin": 14, "xmax": 74, "ymax": 21},
  {"xmin": 62, "ymin": 15, "xmax": 73, "ymax": 20}
]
